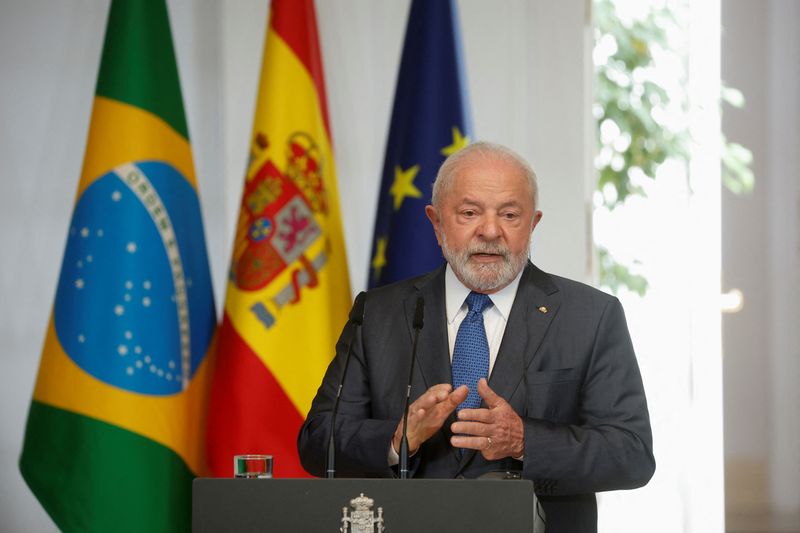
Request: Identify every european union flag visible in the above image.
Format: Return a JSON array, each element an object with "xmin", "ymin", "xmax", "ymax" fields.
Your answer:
[{"xmin": 368, "ymin": 0, "xmax": 472, "ymax": 288}]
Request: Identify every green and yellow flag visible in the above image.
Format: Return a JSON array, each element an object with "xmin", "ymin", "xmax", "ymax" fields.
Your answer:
[{"xmin": 19, "ymin": 1, "xmax": 216, "ymax": 531}]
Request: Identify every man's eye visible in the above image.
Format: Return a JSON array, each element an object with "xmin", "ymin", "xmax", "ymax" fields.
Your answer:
[
  {"xmin": 502, "ymin": 212, "xmax": 519, "ymax": 220},
  {"xmin": 462, "ymin": 210, "xmax": 475, "ymax": 217}
]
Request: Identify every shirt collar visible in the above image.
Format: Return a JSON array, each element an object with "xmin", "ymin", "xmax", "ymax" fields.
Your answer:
[{"xmin": 444, "ymin": 263, "xmax": 524, "ymax": 324}]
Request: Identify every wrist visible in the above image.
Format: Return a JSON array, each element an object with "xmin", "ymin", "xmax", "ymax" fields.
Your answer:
[
  {"xmin": 396, "ymin": 435, "xmax": 418, "ymax": 455},
  {"xmin": 393, "ymin": 431, "xmax": 420, "ymax": 456},
  {"xmin": 513, "ymin": 441, "xmax": 524, "ymax": 459}
]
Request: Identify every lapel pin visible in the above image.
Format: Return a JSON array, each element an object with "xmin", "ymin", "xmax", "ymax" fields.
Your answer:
[{"xmin": 538, "ymin": 306, "xmax": 548, "ymax": 314}]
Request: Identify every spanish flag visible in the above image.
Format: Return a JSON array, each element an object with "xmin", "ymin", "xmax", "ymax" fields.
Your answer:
[
  {"xmin": 206, "ymin": 0, "xmax": 351, "ymax": 478},
  {"xmin": 19, "ymin": 1, "xmax": 216, "ymax": 531}
]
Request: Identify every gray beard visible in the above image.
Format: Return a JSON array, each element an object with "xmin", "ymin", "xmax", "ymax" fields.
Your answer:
[{"xmin": 441, "ymin": 234, "xmax": 529, "ymax": 292}]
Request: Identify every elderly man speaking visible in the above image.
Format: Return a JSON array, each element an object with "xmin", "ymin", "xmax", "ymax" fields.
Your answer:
[{"xmin": 298, "ymin": 142, "xmax": 655, "ymax": 533}]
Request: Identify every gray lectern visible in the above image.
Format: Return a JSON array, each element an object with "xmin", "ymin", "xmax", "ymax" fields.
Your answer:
[{"xmin": 193, "ymin": 478, "xmax": 539, "ymax": 532}]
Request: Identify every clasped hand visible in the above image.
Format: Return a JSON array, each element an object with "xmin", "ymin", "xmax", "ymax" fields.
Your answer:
[{"xmin": 392, "ymin": 378, "xmax": 524, "ymax": 461}]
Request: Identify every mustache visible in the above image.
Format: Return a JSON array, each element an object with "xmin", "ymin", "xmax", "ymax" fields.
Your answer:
[{"xmin": 465, "ymin": 242, "xmax": 510, "ymax": 259}]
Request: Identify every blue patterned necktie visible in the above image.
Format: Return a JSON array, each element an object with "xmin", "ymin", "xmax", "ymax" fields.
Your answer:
[{"xmin": 451, "ymin": 291, "xmax": 493, "ymax": 411}]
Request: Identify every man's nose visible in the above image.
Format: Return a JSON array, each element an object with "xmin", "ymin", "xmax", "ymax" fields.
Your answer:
[{"xmin": 477, "ymin": 214, "xmax": 501, "ymax": 239}]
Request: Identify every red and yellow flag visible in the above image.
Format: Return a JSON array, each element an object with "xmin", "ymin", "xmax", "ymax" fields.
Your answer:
[{"xmin": 206, "ymin": 0, "xmax": 351, "ymax": 478}]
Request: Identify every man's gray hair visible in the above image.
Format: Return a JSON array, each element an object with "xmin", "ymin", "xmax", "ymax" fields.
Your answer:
[{"xmin": 431, "ymin": 141, "xmax": 539, "ymax": 210}]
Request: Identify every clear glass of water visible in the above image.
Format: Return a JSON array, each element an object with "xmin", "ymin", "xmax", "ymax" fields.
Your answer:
[{"xmin": 233, "ymin": 454, "xmax": 273, "ymax": 478}]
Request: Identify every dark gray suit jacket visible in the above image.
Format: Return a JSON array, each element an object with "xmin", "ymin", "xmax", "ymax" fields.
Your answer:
[{"xmin": 298, "ymin": 263, "xmax": 655, "ymax": 533}]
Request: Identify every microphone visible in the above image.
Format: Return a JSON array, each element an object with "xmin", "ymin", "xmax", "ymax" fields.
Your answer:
[
  {"xmin": 399, "ymin": 295, "xmax": 424, "ymax": 479},
  {"xmin": 326, "ymin": 291, "xmax": 366, "ymax": 479}
]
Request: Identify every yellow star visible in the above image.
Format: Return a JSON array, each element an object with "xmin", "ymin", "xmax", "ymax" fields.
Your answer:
[
  {"xmin": 389, "ymin": 164, "xmax": 422, "ymax": 211},
  {"xmin": 371, "ymin": 237, "xmax": 388, "ymax": 280},
  {"xmin": 440, "ymin": 126, "xmax": 470, "ymax": 157}
]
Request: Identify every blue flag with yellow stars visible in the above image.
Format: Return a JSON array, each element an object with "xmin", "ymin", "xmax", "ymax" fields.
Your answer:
[{"xmin": 368, "ymin": 0, "xmax": 472, "ymax": 288}]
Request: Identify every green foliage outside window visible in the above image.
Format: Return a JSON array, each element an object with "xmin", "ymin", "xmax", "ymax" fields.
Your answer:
[{"xmin": 593, "ymin": 0, "xmax": 753, "ymax": 295}]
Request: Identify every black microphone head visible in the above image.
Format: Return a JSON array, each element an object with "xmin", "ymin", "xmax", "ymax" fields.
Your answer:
[
  {"xmin": 413, "ymin": 295, "xmax": 424, "ymax": 329},
  {"xmin": 349, "ymin": 291, "xmax": 366, "ymax": 325}
]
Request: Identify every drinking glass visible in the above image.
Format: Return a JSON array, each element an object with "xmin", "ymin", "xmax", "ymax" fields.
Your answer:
[{"xmin": 233, "ymin": 454, "xmax": 273, "ymax": 478}]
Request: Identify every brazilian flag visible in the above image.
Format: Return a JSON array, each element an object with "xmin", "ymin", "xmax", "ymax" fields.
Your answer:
[{"xmin": 19, "ymin": 1, "xmax": 216, "ymax": 531}]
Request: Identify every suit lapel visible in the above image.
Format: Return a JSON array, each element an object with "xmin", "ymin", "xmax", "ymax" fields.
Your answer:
[
  {"xmin": 488, "ymin": 263, "xmax": 561, "ymax": 399},
  {"xmin": 456, "ymin": 263, "xmax": 561, "ymax": 475},
  {"xmin": 407, "ymin": 267, "xmax": 450, "ymax": 392},
  {"xmin": 407, "ymin": 266, "xmax": 462, "ymax": 466}
]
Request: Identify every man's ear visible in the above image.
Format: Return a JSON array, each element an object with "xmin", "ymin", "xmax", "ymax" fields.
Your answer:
[
  {"xmin": 530, "ymin": 210, "xmax": 543, "ymax": 234},
  {"xmin": 425, "ymin": 205, "xmax": 443, "ymax": 245}
]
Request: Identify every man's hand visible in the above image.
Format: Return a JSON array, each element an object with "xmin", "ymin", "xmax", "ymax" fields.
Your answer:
[
  {"xmin": 450, "ymin": 378, "xmax": 524, "ymax": 460},
  {"xmin": 392, "ymin": 384, "xmax": 468, "ymax": 454}
]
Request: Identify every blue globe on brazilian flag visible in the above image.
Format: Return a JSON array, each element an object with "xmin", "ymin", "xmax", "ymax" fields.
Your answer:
[
  {"xmin": 55, "ymin": 161, "xmax": 213, "ymax": 396},
  {"xmin": 20, "ymin": 1, "xmax": 216, "ymax": 532}
]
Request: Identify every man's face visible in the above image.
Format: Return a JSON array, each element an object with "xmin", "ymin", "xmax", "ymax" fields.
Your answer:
[{"xmin": 425, "ymin": 156, "xmax": 543, "ymax": 294}]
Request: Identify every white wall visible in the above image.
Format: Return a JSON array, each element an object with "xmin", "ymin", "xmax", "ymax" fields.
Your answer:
[
  {"xmin": 0, "ymin": 3, "xmax": 107, "ymax": 531},
  {"xmin": 722, "ymin": 0, "xmax": 800, "ymax": 519},
  {"xmin": 765, "ymin": 1, "xmax": 800, "ymax": 514},
  {"xmin": 0, "ymin": 1, "xmax": 591, "ymax": 530}
]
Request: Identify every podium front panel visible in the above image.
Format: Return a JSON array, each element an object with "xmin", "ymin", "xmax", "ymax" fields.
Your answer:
[{"xmin": 193, "ymin": 478, "xmax": 535, "ymax": 532}]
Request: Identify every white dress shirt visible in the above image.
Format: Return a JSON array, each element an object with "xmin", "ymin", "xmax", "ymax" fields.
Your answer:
[{"xmin": 444, "ymin": 264, "xmax": 523, "ymax": 377}]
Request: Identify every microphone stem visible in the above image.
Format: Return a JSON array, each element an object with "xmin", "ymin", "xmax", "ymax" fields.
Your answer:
[
  {"xmin": 399, "ymin": 322, "xmax": 422, "ymax": 479},
  {"xmin": 326, "ymin": 318, "xmax": 359, "ymax": 479},
  {"xmin": 326, "ymin": 383, "xmax": 342, "ymax": 479}
]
